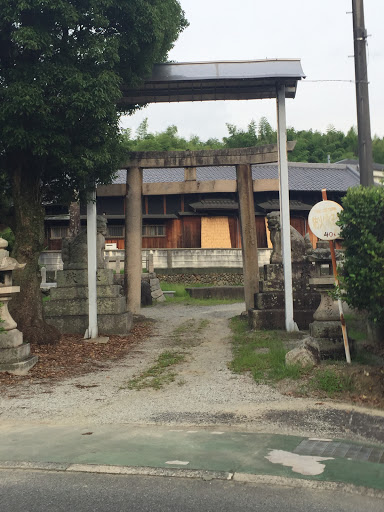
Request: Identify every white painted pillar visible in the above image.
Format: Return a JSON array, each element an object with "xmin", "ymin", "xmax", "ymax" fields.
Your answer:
[
  {"xmin": 276, "ymin": 86, "xmax": 298, "ymax": 332},
  {"xmin": 85, "ymin": 188, "xmax": 98, "ymax": 339}
]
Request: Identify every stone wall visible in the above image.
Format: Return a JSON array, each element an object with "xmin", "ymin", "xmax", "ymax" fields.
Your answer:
[
  {"xmin": 40, "ymin": 248, "xmax": 272, "ymax": 273},
  {"xmin": 156, "ymin": 268, "xmax": 244, "ymax": 286},
  {"xmin": 142, "ymin": 248, "xmax": 271, "ymax": 270}
]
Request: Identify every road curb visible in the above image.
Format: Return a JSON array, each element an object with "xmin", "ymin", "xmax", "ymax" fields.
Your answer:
[
  {"xmin": 0, "ymin": 461, "xmax": 232, "ymax": 481},
  {"xmin": 1, "ymin": 460, "xmax": 384, "ymax": 499},
  {"xmin": 234, "ymin": 473, "xmax": 384, "ymax": 499}
]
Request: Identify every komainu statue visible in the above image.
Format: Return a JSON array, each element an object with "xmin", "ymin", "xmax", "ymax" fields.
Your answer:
[
  {"xmin": 267, "ymin": 211, "xmax": 306, "ymax": 263},
  {"xmin": 62, "ymin": 215, "xmax": 107, "ymax": 270}
]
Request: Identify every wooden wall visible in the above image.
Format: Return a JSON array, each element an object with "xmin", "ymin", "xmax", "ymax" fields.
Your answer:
[{"xmin": 182, "ymin": 217, "xmax": 201, "ymax": 248}]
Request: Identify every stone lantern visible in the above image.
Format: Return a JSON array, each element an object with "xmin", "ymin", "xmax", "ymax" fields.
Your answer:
[
  {"xmin": 0, "ymin": 237, "xmax": 38, "ymax": 375},
  {"xmin": 308, "ymin": 240, "xmax": 346, "ymax": 359}
]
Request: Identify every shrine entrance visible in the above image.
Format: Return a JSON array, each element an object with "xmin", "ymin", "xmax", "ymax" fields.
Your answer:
[{"xmin": 86, "ymin": 59, "xmax": 305, "ymax": 337}]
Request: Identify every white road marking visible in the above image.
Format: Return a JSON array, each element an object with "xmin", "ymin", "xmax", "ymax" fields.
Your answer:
[
  {"xmin": 265, "ymin": 450, "xmax": 333, "ymax": 476},
  {"xmin": 165, "ymin": 460, "xmax": 190, "ymax": 465},
  {"xmin": 308, "ymin": 438, "xmax": 333, "ymax": 442}
]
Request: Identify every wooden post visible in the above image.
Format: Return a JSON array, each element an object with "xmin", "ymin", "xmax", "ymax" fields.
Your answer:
[
  {"xmin": 321, "ymin": 188, "xmax": 351, "ymax": 363},
  {"xmin": 124, "ymin": 166, "xmax": 143, "ymax": 315},
  {"xmin": 236, "ymin": 163, "xmax": 259, "ymax": 311}
]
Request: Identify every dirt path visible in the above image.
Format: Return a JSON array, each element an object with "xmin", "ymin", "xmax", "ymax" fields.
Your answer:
[{"xmin": 1, "ymin": 303, "xmax": 383, "ymax": 442}]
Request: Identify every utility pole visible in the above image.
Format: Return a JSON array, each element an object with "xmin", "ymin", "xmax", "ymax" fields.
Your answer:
[{"xmin": 352, "ymin": 0, "xmax": 373, "ymax": 186}]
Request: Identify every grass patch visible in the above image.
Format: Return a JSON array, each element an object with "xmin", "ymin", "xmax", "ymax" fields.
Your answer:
[
  {"xmin": 229, "ymin": 316, "xmax": 306, "ymax": 382},
  {"xmin": 122, "ymin": 351, "xmax": 186, "ymax": 390},
  {"xmin": 159, "ymin": 281, "xmax": 242, "ymax": 306},
  {"xmin": 229, "ymin": 316, "xmax": 384, "ymax": 406},
  {"xmin": 310, "ymin": 368, "xmax": 354, "ymax": 397}
]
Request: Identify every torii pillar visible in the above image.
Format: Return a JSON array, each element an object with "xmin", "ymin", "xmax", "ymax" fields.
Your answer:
[{"xmin": 124, "ymin": 166, "xmax": 143, "ymax": 314}]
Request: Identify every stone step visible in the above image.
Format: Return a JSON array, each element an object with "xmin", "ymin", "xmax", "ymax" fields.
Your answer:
[
  {"xmin": 56, "ymin": 269, "xmax": 114, "ymax": 287},
  {"xmin": 50, "ymin": 284, "xmax": 122, "ymax": 301},
  {"xmin": 44, "ymin": 296, "xmax": 127, "ymax": 317}
]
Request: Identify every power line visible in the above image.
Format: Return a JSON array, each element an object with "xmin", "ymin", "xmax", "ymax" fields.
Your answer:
[{"xmin": 304, "ymin": 79, "xmax": 355, "ymax": 83}]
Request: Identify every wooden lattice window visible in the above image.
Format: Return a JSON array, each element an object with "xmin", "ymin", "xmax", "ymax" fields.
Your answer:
[{"xmin": 142, "ymin": 225, "xmax": 165, "ymax": 237}]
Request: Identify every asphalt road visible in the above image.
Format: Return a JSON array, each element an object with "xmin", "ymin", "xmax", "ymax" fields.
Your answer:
[{"xmin": 1, "ymin": 469, "xmax": 383, "ymax": 512}]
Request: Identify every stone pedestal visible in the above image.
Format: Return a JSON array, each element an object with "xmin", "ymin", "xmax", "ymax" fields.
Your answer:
[
  {"xmin": 249, "ymin": 262, "xmax": 320, "ymax": 330},
  {"xmin": 0, "ymin": 238, "xmax": 38, "ymax": 375},
  {"xmin": 308, "ymin": 276, "xmax": 345, "ymax": 359},
  {"xmin": 44, "ymin": 269, "xmax": 132, "ymax": 335}
]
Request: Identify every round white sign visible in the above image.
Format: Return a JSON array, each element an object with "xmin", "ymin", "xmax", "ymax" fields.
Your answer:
[{"xmin": 308, "ymin": 200, "xmax": 343, "ymax": 240}]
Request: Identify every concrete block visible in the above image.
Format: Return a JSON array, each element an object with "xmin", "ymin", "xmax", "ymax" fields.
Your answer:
[
  {"xmin": 0, "ymin": 329, "xmax": 23, "ymax": 349},
  {"xmin": 186, "ymin": 286, "xmax": 244, "ymax": 300}
]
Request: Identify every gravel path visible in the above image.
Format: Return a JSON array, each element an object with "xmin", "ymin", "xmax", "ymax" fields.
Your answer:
[{"xmin": 1, "ymin": 303, "xmax": 383, "ymax": 442}]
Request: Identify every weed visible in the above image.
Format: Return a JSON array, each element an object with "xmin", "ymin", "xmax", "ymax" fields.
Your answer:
[
  {"xmin": 311, "ymin": 368, "xmax": 354, "ymax": 396},
  {"xmin": 229, "ymin": 316, "xmax": 307, "ymax": 383},
  {"xmin": 122, "ymin": 351, "xmax": 185, "ymax": 390}
]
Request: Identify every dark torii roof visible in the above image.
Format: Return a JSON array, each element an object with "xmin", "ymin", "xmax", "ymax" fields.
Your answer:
[{"xmin": 118, "ymin": 59, "xmax": 305, "ymax": 106}]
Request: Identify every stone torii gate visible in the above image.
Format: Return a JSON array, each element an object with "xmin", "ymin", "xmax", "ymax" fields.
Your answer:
[
  {"xmin": 122, "ymin": 143, "xmax": 295, "ymax": 316},
  {"xmin": 86, "ymin": 59, "xmax": 304, "ymax": 336}
]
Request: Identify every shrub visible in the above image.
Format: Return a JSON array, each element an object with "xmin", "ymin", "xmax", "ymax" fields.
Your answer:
[{"xmin": 337, "ymin": 186, "xmax": 384, "ymax": 325}]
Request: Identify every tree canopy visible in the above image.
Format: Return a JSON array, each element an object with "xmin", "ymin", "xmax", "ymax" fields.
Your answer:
[
  {"xmin": 0, "ymin": 0, "xmax": 187, "ymax": 344},
  {"xmin": 0, "ymin": 0, "xmax": 188, "ymax": 201},
  {"xmin": 124, "ymin": 118, "xmax": 384, "ymax": 165}
]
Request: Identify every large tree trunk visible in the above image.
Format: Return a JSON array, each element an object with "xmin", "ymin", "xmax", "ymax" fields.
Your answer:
[{"xmin": 9, "ymin": 162, "xmax": 60, "ymax": 345}]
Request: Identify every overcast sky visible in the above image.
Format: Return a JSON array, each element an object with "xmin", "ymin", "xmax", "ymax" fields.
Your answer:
[{"xmin": 120, "ymin": 0, "xmax": 384, "ymax": 141}]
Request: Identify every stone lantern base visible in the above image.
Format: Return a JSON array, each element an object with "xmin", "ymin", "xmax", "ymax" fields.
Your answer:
[
  {"xmin": 0, "ymin": 303, "xmax": 38, "ymax": 376},
  {"xmin": 308, "ymin": 276, "xmax": 352, "ymax": 359}
]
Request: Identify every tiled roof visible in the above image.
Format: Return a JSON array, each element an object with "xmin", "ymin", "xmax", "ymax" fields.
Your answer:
[
  {"xmin": 257, "ymin": 199, "xmax": 313, "ymax": 211},
  {"xmin": 112, "ymin": 162, "xmax": 360, "ymax": 192},
  {"xmin": 189, "ymin": 199, "xmax": 239, "ymax": 211},
  {"xmin": 336, "ymin": 159, "xmax": 384, "ymax": 171}
]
